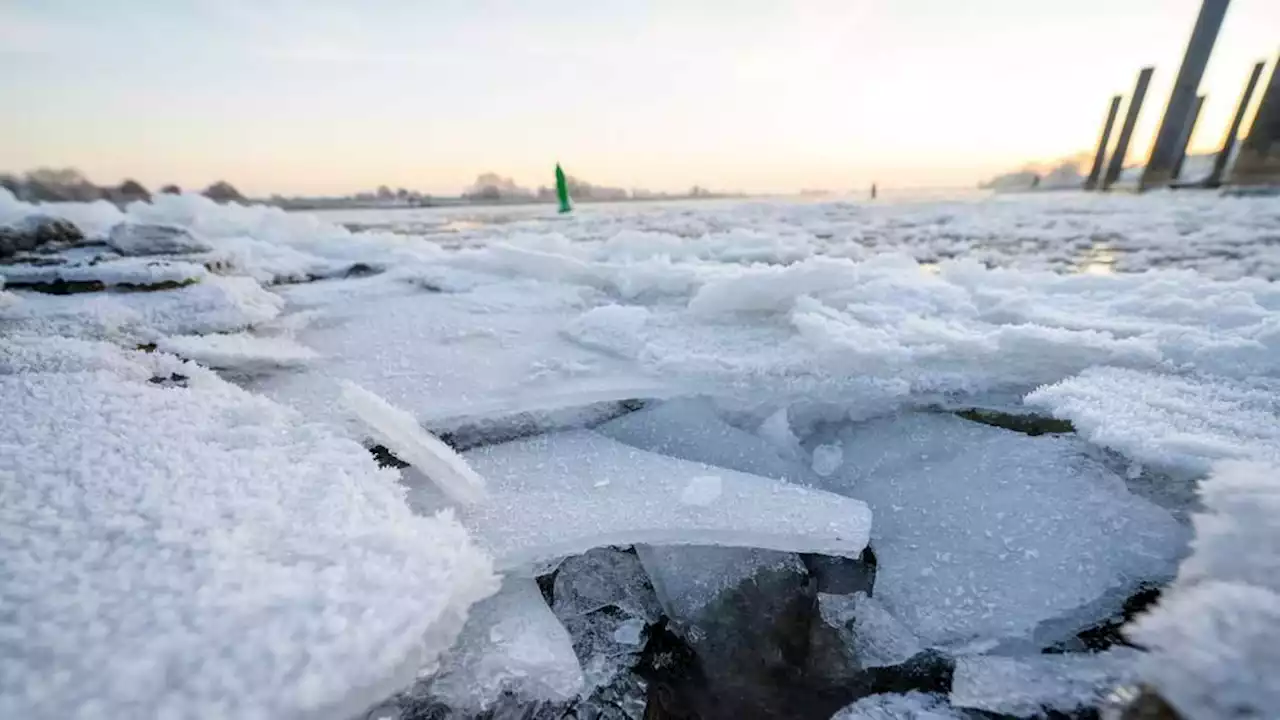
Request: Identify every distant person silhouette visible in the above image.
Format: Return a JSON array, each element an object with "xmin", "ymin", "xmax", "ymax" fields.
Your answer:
[{"xmin": 870, "ymin": 183, "xmax": 877, "ymax": 200}]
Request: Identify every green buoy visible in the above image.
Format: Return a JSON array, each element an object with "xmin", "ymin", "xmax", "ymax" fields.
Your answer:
[{"xmin": 555, "ymin": 163, "xmax": 572, "ymax": 214}]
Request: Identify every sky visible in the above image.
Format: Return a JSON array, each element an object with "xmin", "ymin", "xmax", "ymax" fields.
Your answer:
[{"xmin": 1, "ymin": 0, "xmax": 1277, "ymax": 196}]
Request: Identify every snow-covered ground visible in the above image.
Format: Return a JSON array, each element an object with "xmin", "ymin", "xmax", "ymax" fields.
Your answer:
[{"xmin": 2, "ymin": 187, "xmax": 1278, "ymax": 720}]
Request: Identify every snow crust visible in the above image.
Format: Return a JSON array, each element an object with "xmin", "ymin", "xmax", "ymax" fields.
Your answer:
[
  {"xmin": 1126, "ymin": 461, "xmax": 1280, "ymax": 719},
  {"xmin": 1027, "ymin": 367, "xmax": 1280, "ymax": 474},
  {"xmin": 0, "ymin": 338, "xmax": 498, "ymax": 720}
]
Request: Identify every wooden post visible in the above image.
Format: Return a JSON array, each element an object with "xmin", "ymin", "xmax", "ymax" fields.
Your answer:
[
  {"xmin": 1140, "ymin": 0, "xmax": 1231, "ymax": 190},
  {"xmin": 1084, "ymin": 96, "xmax": 1123, "ymax": 191},
  {"xmin": 1206, "ymin": 61, "xmax": 1264, "ymax": 187},
  {"xmin": 1103, "ymin": 67, "xmax": 1154, "ymax": 190}
]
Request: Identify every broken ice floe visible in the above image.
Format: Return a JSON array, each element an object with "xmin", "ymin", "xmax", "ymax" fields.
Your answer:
[
  {"xmin": 455, "ymin": 430, "xmax": 872, "ymax": 571},
  {"xmin": 155, "ymin": 332, "xmax": 319, "ymax": 371},
  {"xmin": 950, "ymin": 650, "xmax": 1139, "ymax": 716},
  {"xmin": 596, "ymin": 396, "xmax": 813, "ymax": 483},
  {"xmin": 817, "ymin": 592, "xmax": 923, "ymax": 670},
  {"xmin": 0, "ymin": 274, "xmax": 283, "ymax": 340},
  {"xmin": 341, "ymin": 381, "xmax": 487, "ymax": 505},
  {"xmin": 819, "ymin": 412, "xmax": 1186, "ymax": 649},
  {"xmin": 0, "ymin": 256, "xmax": 207, "ymax": 290},
  {"xmin": 426, "ymin": 577, "xmax": 583, "ymax": 712}
]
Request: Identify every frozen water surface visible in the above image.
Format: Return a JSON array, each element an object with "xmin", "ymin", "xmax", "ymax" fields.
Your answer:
[{"xmin": 4, "ymin": 188, "xmax": 1279, "ymax": 718}]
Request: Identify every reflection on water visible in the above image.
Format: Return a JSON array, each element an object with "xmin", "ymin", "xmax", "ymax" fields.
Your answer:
[{"xmin": 1076, "ymin": 243, "xmax": 1116, "ymax": 275}]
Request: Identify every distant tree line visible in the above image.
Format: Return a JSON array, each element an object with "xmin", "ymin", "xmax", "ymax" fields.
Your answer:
[{"xmin": 0, "ymin": 168, "xmax": 248, "ymax": 205}]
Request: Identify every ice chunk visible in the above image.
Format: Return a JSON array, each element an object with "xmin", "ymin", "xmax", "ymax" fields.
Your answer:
[
  {"xmin": 817, "ymin": 592, "xmax": 923, "ymax": 669},
  {"xmin": 0, "ymin": 257, "xmax": 207, "ymax": 289},
  {"xmin": 680, "ymin": 475, "xmax": 723, "ymax": 506},
  {"xmin": 758, "ymin": 406, "xmax": 803, "ymax": 457},
  {"xmin": 341, "ymin": 381, "xmax": 487, "ymax": 505},
  {"xmin": 155, "ymin": 332, "xmax": 318, "ymax": 371},
  {"xmin": 458, "ymin": 430, "xmax": 872, "ymax": 571},
  {"xmin": 638, "ymin": 544, "xmax": 806, "ymax": 623},
  {"xmin": 427, "ymin": 577, "xmax": 583, "ymax": 712},
  {"xmin": 595, "ymin": 397, "xmax": 812, "ymax": 482},
  {"xmin": 107, "ymin": 222, "xmax": 213, "ymax": 255},
  {"xmin": 256, "ymin": 282, "xmax": 676, "ymax": 434},
  {"xmin": 1026, "ymin": 367, "xmax": 1280, "ymax": 474},
  {"xmin": 0, "ymin": 366, "xmax": 497, "ymax": 720},
  {"xmin": 950, "ymin": 650, "xmax": 1139, "ymax": 716},
  {"xmin": 0, "ymin": 274, "xmax": 283, "ymax": 340},
  {"xmin": 636, "ymin": 544, "xmax": 813, "ymax": 719},
  {"xmin": 812, "ymin": 442, "xmax": 845, "ymax": 477},
  {"xmin": 830, "ymin": 692, "xmax": 964, "ymax": 720},
  {"xmin": 551, "ymin": 548, "xmax": 661, "ymax": 694},
  {"xmin": 824, "ymin": 412, "xmax": 1186, "ymax": 648},
  {"xmin": 562, "ymin": 303, "xmax": 651, "ymax": 357}
]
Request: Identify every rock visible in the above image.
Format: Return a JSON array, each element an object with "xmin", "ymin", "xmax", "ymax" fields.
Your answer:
[
  {"xmin": 107, "ymin": 223, "xmax": 213, "ymax": 255},
  {"xmin": 0, "ymin": 216, "xmax": 85, "ymax": 257}
]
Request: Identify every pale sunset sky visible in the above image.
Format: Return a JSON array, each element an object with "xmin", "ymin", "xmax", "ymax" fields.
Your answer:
[{"xmin": 1, "ymin": 0, "xmax": 1277, "ymax": 196}]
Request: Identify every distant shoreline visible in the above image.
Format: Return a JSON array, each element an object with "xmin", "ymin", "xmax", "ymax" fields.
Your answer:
[{"xmin": 272, "ymin": 193, "xmax": 747, "ymax": 212}]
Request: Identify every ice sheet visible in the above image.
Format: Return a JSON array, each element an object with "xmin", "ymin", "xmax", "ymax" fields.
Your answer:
[
  {"xmin": 817, "ymin": 592, "xmax": 923, "ymax": 669},
  {"xmin": 0, "ymin": 361, "xmax": 497, "ymax": 720},
  {"xmin": 0, "ymin": 257, "xmax": 208, "ymax": 288},
  {"xmin": 256, "ymin": 280, "xmax": 676, "ymax": 434},
  {"xmin": 595, "ymin": 397, "xmax": 812, "ymax": 482},
  {"xmin": 0, "ymin": 274, "xmax": 283, "ymax": 340},
  {"xmin": 950, "ymin": 650, "xmax": 1139, "ymax": 716},
  {"xmin": 637, "ymin": 544, "xmax": 806, "ymax": 622},
  {"xmin": 340, "ymin": 381, "xmax": 487, "ymax": 505},
  {"xmin": 551, "ymin": 548, "xmax": 661, "ymax": 693},
  {"xmin": 457, "ymin": 430, "xmax": 872, "ymax": 571},
  {"xmin": 1026, "ymin": 367, "xmax": 1280, "ymax": 474},
  {"xmin": 107, "ymin": 222, "xmax": 213, "ymax": 255},
  {"xmin": 823, "ymin": 412, "xmax": 1186, "ymax": 649},
  {"xmin": 427, "ymin": 577, "xmax": 582, "ymax": 712},
  {"xmin": 156, "ymin": 332, "xmax": 319, "ymax": 371}
]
